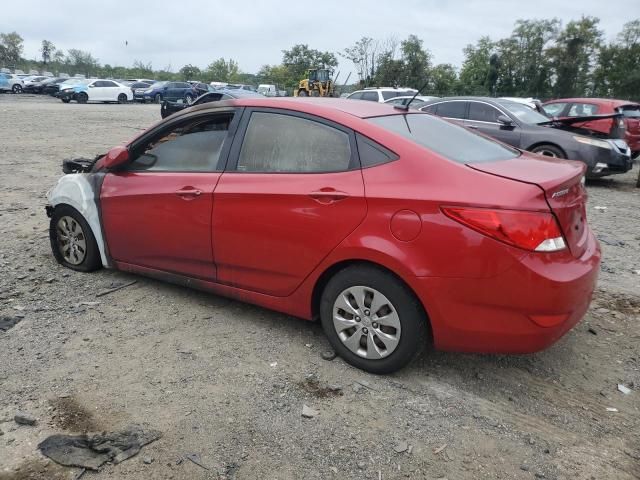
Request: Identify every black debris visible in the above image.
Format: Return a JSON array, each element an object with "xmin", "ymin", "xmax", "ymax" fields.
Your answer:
[
  {"xmin": 0, "ymin": 315, "xmax": 22, "ymax": 332},
  {"xmin": 38, "ymin": 425, "xmax": 161, "ymax": 470}
]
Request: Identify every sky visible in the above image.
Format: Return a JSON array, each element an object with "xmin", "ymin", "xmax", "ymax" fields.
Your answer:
[{"xmin": 2, "ymin": 0, "xmax": 639, "ymax": 79}]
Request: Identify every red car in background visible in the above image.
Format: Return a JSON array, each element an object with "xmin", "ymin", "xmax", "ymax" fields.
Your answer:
[
  {"xmin": 543, "ymin": 98, "xmax": 640, "ymax": 157},
  {"xmin": 45, "ymin": 98, "xmax": 601, "ymax": 373}
]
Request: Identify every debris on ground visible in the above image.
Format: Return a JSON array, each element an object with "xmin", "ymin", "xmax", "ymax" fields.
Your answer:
[
  {"xmin": 14, "ymin": 411, "xmax": 37, "ymax": 425},
  {"xmin": 321, "ymin": 350, "xmax": 337, "ymax": 361},
  {"xmin": 606, "ymin": 407, "xmax": 619, "ymax": 412},
  {"xmin": 184, "ymin": 453, "xmax": 209, "ymax": 470},
  {"xmin": 393, "ymin": 441, "xmax": 408, "ymax": 453},
  {"xmin": 38, "ymin": 425, "xmax": 161, "ymax": 470},
  {"xmin": 302, "ymin": 404, "xmax": 319, "ymax": 418},
  {"xmin": 433, "ymin": 444, "xmax": 448, "ymax": 455},
  {"xmin": 0, "ymin": 315, "xmax": 22, "ymax": 332},
  {"xmin": 587, "ymin": 327, "xmax": 598, "ymax": 335},
  {"xmin": 96, "ymin": 280, "xmax": 137, "ymax": 298},
  {"xmin": 593, "ymin": 206, "xmax": 607, "ymax": 211},
  {"xmin": 617, "ymin": 384, "xmax": 632, "ymax": 395}
]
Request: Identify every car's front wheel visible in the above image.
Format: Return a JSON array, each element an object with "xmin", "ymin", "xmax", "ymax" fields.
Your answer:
[
  {"xmin": 61, "ymin": 98, "xmax": 71, "ymax": 103},
  {"xmin": 117, "ymin": 93, "xmax": 128, "ymax": 104},
  {"xmin": 320, "ymin": 264, "xmax": 429, "ymax": 374},
  {"xmin": 12, "ymin": 84, "xmax": 23, "ymax": 94},
  {"xmin": 530, "ymin": 144, "xmax": 565, "ymax": 158},
  {"xmin": 185, "ymin": 93, "xmax": 194, "ymax": 104},
  {"xmin": 154, "ymin": 93, "xmax": 162, "ymax": 103},
  {"xmin": 76, "ymin": 92, "xmax": 88, "ymax": 104},
  {"xmin": 49, "ymin": 205, "xmax": 101, "ymax": 272}
]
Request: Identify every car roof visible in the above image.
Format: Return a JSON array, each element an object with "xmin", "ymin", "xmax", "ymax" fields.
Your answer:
[{"xmin": 182, "ymin": 97, "xmax": 407, "ymax": 119}]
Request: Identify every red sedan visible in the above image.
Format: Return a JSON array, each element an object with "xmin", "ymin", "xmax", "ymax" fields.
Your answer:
[
  {"xmin": 542, "ymin": 97, "xmax": 640, "ymax": 157},
  {"xmin": 46, "ymin": 98, "xmax": 601, "ymax": 373}
]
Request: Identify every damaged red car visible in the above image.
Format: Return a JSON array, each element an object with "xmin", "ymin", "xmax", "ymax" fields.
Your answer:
[{"xmin": 46, "ymin": 98, "xmax": 601, "ymax": 373}]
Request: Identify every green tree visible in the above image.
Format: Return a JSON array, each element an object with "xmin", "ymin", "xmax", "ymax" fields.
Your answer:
[
  {"xmin": 548, "ymin": 16, "xmax": 603, "ymax": 97},
  {"xmin": 179, "ymin": 64, "xmax": 201, "ymax": 80},
  {"xmin": 282, "ymin": 44, "xmax": 338, "ymax": 85},
  {"xmin": 41, "ymin": 40, "xmax": 56, "ymax": 64},
  {"xmin": 593, "ymin": 19, "xmax": 640, "ymax": 99},
  {"xmin": 65, "ymin": 48, "xmax": 99, "ymax": 75},
  {"xmin": 206, "ymin": 58, "xmax": 240, "ymax": 82},
  {"xmin": 342, "ymin": 37, "xmax": 375, "ymax": 84},
  {"xmin": 428, "ymin": 63, "xmax": 458, "ymax": 95},
  {"xmin": 0, "ymin": 32, "xmax": 24, "ymax": 65},
  {"xmin": 458, "ymin": 36, "xmax": 494, "ymax": 95},
  {"xmin": 399, "ymin": 35, "xmax": 431, "ymax": 89}
]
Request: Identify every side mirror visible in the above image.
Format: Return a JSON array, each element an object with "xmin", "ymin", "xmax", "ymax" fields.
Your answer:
[
  {"xmin": 497, "ymin": 115, "xmax": 514, "ymax": 126},
  {"xmin": 103, "ymin": 145, "xmax": 129, "ymax": 169}
]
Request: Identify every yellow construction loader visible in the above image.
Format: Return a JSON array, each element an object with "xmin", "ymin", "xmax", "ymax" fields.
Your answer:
[{"xmin": 294, "ymin": 68, "xmax": 335, "ymax": 97}]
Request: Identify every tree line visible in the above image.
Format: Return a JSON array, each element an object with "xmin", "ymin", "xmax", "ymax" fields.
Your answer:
[{"xmin": 1, "ymin": 16, "xmax": 638, "ymax": 99}]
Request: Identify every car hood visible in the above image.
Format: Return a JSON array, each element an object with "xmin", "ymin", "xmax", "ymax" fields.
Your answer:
[{"xmin": 539, "ymin": 112, "xmax": 622, "ymax": 126}]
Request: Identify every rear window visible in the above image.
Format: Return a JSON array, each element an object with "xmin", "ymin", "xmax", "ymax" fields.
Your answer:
[
  {"xmin": 381, "ymin": 91, "xmax": 413, "ymax": 100},
  {"xmin": 621, "ymin": 106, "xmax": 640, "ymax": 118},
  {"xmin": 368, "ymin": 114, "xmax": 519, "ymax": 164}
]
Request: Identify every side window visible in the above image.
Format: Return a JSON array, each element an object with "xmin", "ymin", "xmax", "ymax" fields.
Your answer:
[
  {"xmin": 568, "ymin": 103, "xmax": 598, "ymax": 116},
  {"xmin": 421, "ymin": 104, "xmax": 437, "ymax": 114},
  {"xmin": 102, "ymin": 81, "xmax": 118, "ymax": 88},
  {"xmin": 90, "ymin": 81, "xmax": 102, "ymax": 87},
  {"xmin": 468, "ymin": 102, "xmax": 501, "ymax": 123},
  {"xmin": 128, "ymin": 114, "xmax": 233, "ymax": 172},
  {"xmin": 436, "ymin": 101, "xmax": 467, "ymax": 119},
  {"xmin": 543, "ymin": 103, "xmax": 566, "ymax": 117},
  {"xmin": 348, "ymin": 92, "xmax": 363, "ymax": 100},
  {"xmin": 361, "ymin": 91, "xmax": 379, "ymax": 102},
  {"xmin": 356, "ymin": 133, "xmax": 397, "ymax": 168},
  {"xmin": 237, "ymin": 112, "xmax": 352, "ymax": 173}
]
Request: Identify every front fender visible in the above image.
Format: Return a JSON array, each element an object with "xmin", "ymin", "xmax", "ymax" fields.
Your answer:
[{"xmin": 47, "ymin": 173, "xmax": 108, "ymax": 266}]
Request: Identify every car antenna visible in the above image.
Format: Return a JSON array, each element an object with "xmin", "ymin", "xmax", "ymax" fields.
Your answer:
[{"xmin": 395, "ymin": 80, "xmax": 429, "ymax": 111}]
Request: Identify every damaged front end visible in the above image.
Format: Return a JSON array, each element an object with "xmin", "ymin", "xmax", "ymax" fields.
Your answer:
[{"xmin": 62, "ymin": 153, "xmax": 104, "ymax": 174}]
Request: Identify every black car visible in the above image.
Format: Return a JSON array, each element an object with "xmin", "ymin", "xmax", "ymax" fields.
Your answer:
[
  {"xmin": 129, "ymin": 81, "xmax": 153, "ymax": 102},
  {"xmin": 420, "ymin": 97, "xmax": 632, "ymax": 178},
  {"xmin": 160, "ymin": 88, "xmax": 263, "ymax": 118},
  {"xmin": 42, "ymin": 78, "xmax": 72, "ymax": 96}
]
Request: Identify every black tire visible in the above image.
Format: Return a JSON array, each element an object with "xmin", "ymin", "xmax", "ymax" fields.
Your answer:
[
  {"xmin": 320, "ymin": 264, "xmax": 429, "ymax": 374},
  {"xmin": 49, "ymin": 205, "xmax": 101, "ymax": 272},
  {"xmin": 297, "ymin": 90, "xmax": 308, "ymax": 97},
  {"xmin": 154, "ymin": 93, "xmax": 162, "ymax": 104},
  {"xmin": 117, "ymin": 93, "xmax": 128, "ymax": 104},
  {"xmin": 530, "ymin": 144, "xmax": 565, "ymax": 158},
  {"xmin": 12, "ymin": 84, "xmax": 23, "ymax": 94},
  {"xmin": 61, "ymin": 98, "xmax": 71, "ymax": 103},
  {"xmin": 185, "ymin": 93, "xmax": 194, "ymax": 104},
  {"xmin": 76, "ymin": 92, "xmax": 88, "ymax": 104}
]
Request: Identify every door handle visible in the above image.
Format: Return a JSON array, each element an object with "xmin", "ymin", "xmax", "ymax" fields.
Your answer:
[
  {"xmin": 467, "ymin": 125, "xmax": 478, "ymax": 129},
  {"xmin": 309, "ymin": 188, "xmax": 349, "ymax": 204},
  {"xmin": 175, "ymin": 187, "xmax": 202, "ymax": 199}
]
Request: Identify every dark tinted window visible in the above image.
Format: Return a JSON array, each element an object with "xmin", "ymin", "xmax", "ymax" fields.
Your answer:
[
  {"xmin": 356, "ymin": 134, "xmax": 397, "ymax": 168},
  {"xmin": 368, "ymin": 114, "xmax": 519, "ymax": 163},
  {"xmin": 102, "ymin": 80, "xmax": 118, "ymax": 88},
  {"xmin": 421, "ymin": 104, "xmax": 437, "ymax": 114},
  {"xmin": 129, "ymin": 114, "xmax": 233, "ymax": 172},
  {"xmin": 237, "ymin": 112, "xmax": 352, "ymax": 173},
  {"xmin": 381, "ymin": 91, "xmax": 414, "ymax": 100},
  {"xmin": 468, "ymin": 102, "xmax": 501, "ymax": 122},
  {"xmin": 362, "ymin": 91, "xmax": 379, "ymax": 102},
  {"xmin": 435, "ymin": 101, "xmax": 467, "ymax": 119},
  {"xmin": 348, "ymin": 92, "xmax": 363, "ymax": 100}
]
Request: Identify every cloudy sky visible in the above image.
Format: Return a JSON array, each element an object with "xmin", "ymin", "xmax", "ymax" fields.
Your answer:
[{"xmin": 2, "ymin": 0, "xmax": 638, "ymax": 77}]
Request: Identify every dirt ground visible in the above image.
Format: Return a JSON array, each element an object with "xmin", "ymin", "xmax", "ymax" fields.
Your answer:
[{"xmin": 0, "ymin": 94, "xmax": 638, "ymax": 480}]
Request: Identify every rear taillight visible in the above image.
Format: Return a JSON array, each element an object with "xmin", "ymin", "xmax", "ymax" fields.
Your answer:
[{"xmin": 442, "ymin": 207, "xmax": 566, "ymax": 252}]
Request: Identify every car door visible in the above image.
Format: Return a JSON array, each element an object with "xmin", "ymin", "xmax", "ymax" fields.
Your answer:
[
  {"xmin": 465, "ymin": 101, "xmax": 521, "ymax": 147},
  {"xmin": 100, "ymin": 109, "xmax": 239, "ymax": 279},
  {"xmin": 100, "ymin": 80, "xmax": 119, "ymax": 101},
  {"xmin": 212, "ymin": 109, "xmax": 367, "ymax": 296},
  {"xmin": 88, "ymin": 80, "xmax": 107, "ymax": 101}
]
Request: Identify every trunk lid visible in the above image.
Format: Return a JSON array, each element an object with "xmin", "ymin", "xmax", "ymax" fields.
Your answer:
[{"xmin": 468, "ymin": 155, "xmax": 589, "ymax": 258}]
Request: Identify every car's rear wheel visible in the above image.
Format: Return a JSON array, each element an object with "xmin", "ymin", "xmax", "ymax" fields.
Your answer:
[
  {"xmin": 12, "ymin": 84, "xmax": 23, "ymax": 94},
  {"xmin": 320, "ymin": 265, "xmax": 428, "ymax": 374},
  {"xmin": 49, "ymin": 205, "xmax": 101, "ymax": 272},
  {"xmin": 154, "ymin": 93, "xmax": 162, "ymax": 103},
  {"xmin": 298, "ymin": 90, "xmax": 308, "ymax": 97},
  {"xmin": 185, "ymin": 93, "xmax": 194, "ymax": 104},
  {"xmin": 530, "ymin": 144, "xmax": 565, "ymax": 158},
  {"xmin": 76, "ymin": 92, "xmax": 88, "ymax": 104},
  {"xmin": 117, "ymin": 93, "xmax": 128, "ymax": 104},
  {"xmin": 61, "ymin": 98, "xmax": 71, "ymax": 103}
]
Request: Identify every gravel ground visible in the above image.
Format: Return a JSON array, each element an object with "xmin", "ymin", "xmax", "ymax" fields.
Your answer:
[{"xmin": 0, "ymin": 94, "xmax": 638, "ymax": 480}]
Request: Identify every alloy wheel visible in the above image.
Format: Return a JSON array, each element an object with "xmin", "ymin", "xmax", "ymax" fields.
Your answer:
[
  {"xmin": 56, "ymin": 216, "xmax": 87, "ymax": 265},
  {"xmin": 332, "ymin": 286, "xmax": 401, "ymax": 359}
]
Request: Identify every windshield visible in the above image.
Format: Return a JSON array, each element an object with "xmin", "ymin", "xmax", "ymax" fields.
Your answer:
[
  {"xmin": 497, "ymin": 100, "xmax": 550, "ymax": 124},
  {"xmin": 368, "ymin": 113, "xmax": 519, "ymax": 163}
]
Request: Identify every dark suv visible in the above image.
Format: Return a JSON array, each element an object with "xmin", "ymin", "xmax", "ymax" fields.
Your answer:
[{"xmin": 142, "ymin": 81, "xmax": 198, "ymax": 104}]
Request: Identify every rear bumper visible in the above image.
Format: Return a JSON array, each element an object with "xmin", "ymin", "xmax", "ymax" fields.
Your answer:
[{"xmin": 411, "ymin": 230, "xmax": 601, "ymax": 353}]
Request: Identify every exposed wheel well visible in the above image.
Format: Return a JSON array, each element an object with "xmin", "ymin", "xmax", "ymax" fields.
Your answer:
[
  {"xmin": 310, "ymin": 259, "xmax": 432, "ymax": 336},
  {"xmin": 526, "ymin": 142, "xmax": 566, "ymax": 158}
]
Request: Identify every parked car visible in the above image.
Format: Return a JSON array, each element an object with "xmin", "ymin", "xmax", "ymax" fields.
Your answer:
[
  {"xmin": 383, "ymin": 95, "xmax": 439, "ymax": 109},
  {"xmin": 542, "ymin": 98, "xmax": 640, "ymax": 158},
  {"xmin": 421, "ymin": 97, "xmax": 632, "ymax": 178},
  {"xmin": 128, "ymin": 81, "xmax": 153, "ymax": 101},
  {"xmin": 46, "ymin": 98, "xmax": 600, "ymax": 373},
  {"xmin": 257, "ymin": 84, "xmax": 287, "ymax": 97},
  {"xmin": 224, "ymin": 84, "xmax": 256, "ymax": 92},
  {"xmin": 42, "ymin": 78, "xmax": 70, "ymax": 96},
  {"xmin": 0, "ymin": 73, "xmax": 24, "ymax": 93},
  {"xmin": 58, "ymin": 79, "xmax": 133, "ymax": 104},
  {"xmin": 141, "ymin": 81, "xmax": 198, "ymax": 104},
  {"xmin": 188, "ymin": 82, "xmax": 213, "ymax": 96},
  {"xmin": 23, "ymin": 76, "xmax": 58, "ymax": 94},
  {"xmin": 347, "ymin": 88, "xmax": 418, "ymax": 103},
  {"xmin": 160, "ymin": 88, "xmax": 262, "ymax": 118}
]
